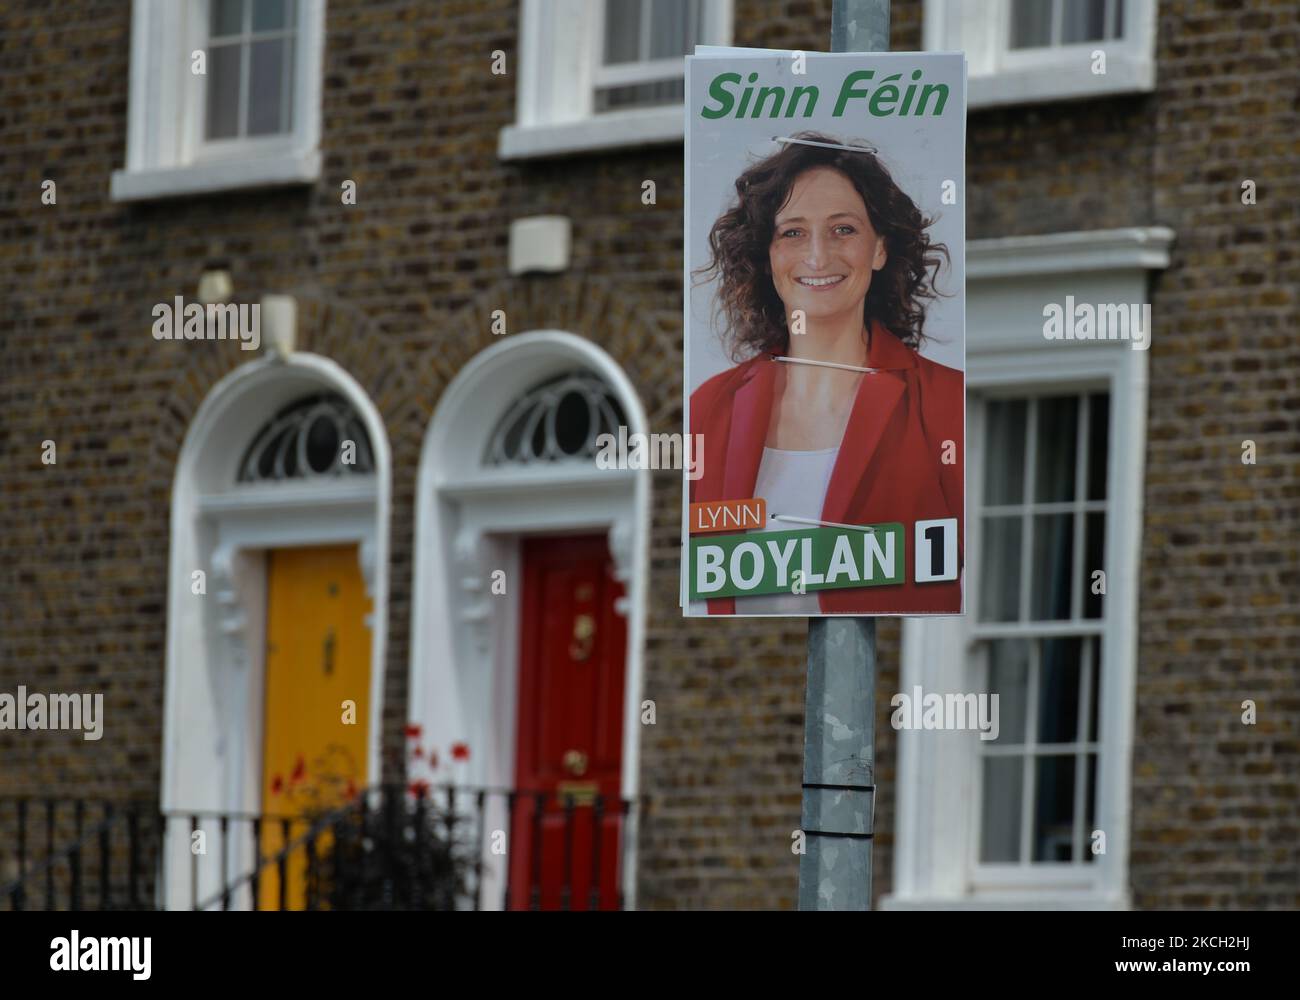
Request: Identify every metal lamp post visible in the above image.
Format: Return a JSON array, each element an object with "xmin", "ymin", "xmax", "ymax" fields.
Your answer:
[{"xmin": 797, "ymin": 0, "xmax": 891, "ymax": 913}]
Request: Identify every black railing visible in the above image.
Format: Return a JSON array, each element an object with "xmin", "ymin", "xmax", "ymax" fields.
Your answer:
[
  {"xmin": 0, "ymin": 786, "xmax": 643, "ymax": 911},
  {"xmin": 0, "ymin": 797, "xmax": 161, "ymax": 912}
]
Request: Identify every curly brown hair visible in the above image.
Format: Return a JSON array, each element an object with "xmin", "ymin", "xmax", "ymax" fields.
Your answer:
[{"xmin": 697, "ymin": 131, "xmax": 949, "ymax": 361}]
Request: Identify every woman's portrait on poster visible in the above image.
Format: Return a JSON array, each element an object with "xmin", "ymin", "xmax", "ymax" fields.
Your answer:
[{"xmin": 689, "ymin": 131, "xmax": 963, "ymax": 615}]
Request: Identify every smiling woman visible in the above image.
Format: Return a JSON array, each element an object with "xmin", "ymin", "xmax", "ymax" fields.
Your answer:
[{"xmin": 688, "ymin": 131, "xmax": 963, "ymax": 616}]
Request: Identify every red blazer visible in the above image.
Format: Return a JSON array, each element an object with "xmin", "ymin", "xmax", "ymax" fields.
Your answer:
[{"xmin": 689, "ymin": 321, "xmax": 964, "ymax": 615}]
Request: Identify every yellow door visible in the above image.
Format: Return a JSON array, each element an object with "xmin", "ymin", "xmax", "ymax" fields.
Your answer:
[{"xmin": 259, "ymin": 544, "xmax": 371, "ymax": 910}]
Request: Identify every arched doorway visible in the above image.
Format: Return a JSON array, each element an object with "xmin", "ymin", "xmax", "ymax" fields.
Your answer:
[
  {"xmin": 409, "ymin": 331, "xmax": 651, "ymax": 909},
  {"xmin": 160, "ymin": 354, "xmax": 391, "ymax": 909}
]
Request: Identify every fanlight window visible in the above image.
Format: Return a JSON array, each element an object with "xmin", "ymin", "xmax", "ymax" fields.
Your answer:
[
  {"xmin": 485, "ymin": 372, "xmax": 626, "ymax": 466},
  {"xmin": 238, "ymin": 392, "xmax": 375, "ymax": 482}
]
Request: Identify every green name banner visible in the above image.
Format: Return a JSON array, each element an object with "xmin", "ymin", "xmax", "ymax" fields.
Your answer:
[{"xmin": 689, "ymin": 524, "xmax": 905, "ymax": 601}]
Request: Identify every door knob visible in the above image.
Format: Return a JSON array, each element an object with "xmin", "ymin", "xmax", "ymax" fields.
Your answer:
[
  {"xmin": 569, "ymin": 613, "xmax": 595, "ymax": 662},
  {"xmin": 322, "ymin": 628, "xmax": 335, "ymax": 676},
  {"xmin": 562, "ymin": 749, "xmax": 588, "ymax": 776}
]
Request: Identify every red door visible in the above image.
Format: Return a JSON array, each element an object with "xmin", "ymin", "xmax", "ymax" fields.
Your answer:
[{"xmin": 509, "ymin": 534, "xmax": 627, "ymax": 910}]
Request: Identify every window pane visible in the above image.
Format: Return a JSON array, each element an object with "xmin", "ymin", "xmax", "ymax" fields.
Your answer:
[
  {"xmin": 1087, "ymin": 392, "xmax": 1109, "ymax": 500},
  {"xmin": 648, "ymin": 0, "xmax": 695, "ymax": 59},
  {"xmin": 1010, "ymin": 0, "xmax": 1053, "ymax": 48},
  {"xmin": 1030, "ymin": 512, "xmax": 1073, "ymax": 619},
  {"xmin": 980, "ymin": 756, "xmax": 1023, "ymax": 862},
  {"xmin": 1087, "ymin": 641, "xmax": 1100, "ymax": 742},
  {"xmin": 594, "ymin": 78, "xmax": 684, "ymax": 111},
  {"xmin": 282, "ymin": 431, "xmax": 299, "ymax": 477},
  {"xmin": 1083, "ymin": 511, "xmax": 1105, "ymax": 618},
  {"xmin": 252, "ymin": 0, "xmax": 290, "ymax": 32},
  {"xmin": 1037, "ymin": 636, "xmax": 1083, "ymax": 745},
  {"xmin": 1061, "ymin": 0, "xmax": 1108, "ymax": 43},
  {"xmin": 248, "ymin": 37, "xmax": 292, "ymax": 136},
  {"xmin": 1032, "ymin": 755, "xmax": 1076, "ymax": 861},
  {"xmin": 304, "ymin": 415, "xmax": 338, "ymax": 474},
  {"xmin": 983, "ymin": 398, "xmax": 1027, "ymax": 505},
  {"xmin": 501, "ymin": 409, "xmax": 528, "ymax": 460},
  {"xmin": 206, "ymin": 44, "xmax": 242, "ymax": 140},
  {"xmin": 988, "ymin": 639, "xmax": 1030, "ymax": 745},
  {"xmin": 604, "ymin": 0, "xmax": 643, "ymax": 64},
  {"xmin": 1034, "ymin": 395, "xmax": 1078, "ymax": 501},
  {"xmin": 1083, "ymin": 753, "xmax": 1098, "ymax": 862},
  {"xmin": 257, "ymin": 426, "xmax": 288, "ymax": 479},
  {"xmin": 979, "ymin": 516, "xmax": 1022, "ymax": 621},
  {"xmin": 554, "ymin": 391, "xmax": 592, "ymax": 456},
  {"xmin": 211, "ymin": 0, "xmax": 244, "ymax": 38},
  {"xmin": 530, "ymin": 410, "xmax": 547, "ymax": 457}
]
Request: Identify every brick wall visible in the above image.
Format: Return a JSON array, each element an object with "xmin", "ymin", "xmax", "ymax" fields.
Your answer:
[{"xmin": 1132, "ymin": 0, "xmax": 1298, "ymax": 908}]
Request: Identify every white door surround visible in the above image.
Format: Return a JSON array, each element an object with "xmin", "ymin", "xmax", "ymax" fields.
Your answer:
[
  {"xmin": 408, "ymin": 330, "xmax": 652, "ymax": 910},
  {"xmin": 160, "ymin": 353, "xmax": 391, "ymax": 908}
]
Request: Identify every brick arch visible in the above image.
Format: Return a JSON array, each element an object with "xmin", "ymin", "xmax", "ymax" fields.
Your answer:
[
  {"xmin": 140, "ymin": 290, "xmax": 415, "ymax": 491},
  {"xmin": 404, "ymin": 275, "xmax": 683, "ymax": 434}
]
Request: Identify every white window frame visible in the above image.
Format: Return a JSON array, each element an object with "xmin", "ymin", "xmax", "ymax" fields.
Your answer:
[
  {"xmin": 499, "ymin": 0, "xmax": 732, "ymax": 160},
  {"xmin": 112, "ymin": 0, "xmax": 325, "ymax": 202},
  {"xmin": 923, "ymin": 0, "xmax": 1156, "ymax": 109},
  {"xmin": 884, "ymin": 226, "xmax": 1173, "ymax": 910}
]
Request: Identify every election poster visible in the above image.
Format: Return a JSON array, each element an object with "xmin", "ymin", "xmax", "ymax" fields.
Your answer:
[{"xmin": 682, "ymin": 49, "xmax": 966, "ymax": 617}]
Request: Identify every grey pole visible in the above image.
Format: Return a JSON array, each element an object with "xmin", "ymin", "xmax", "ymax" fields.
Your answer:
[
  {"xmin": 797, "ymin": 0, "xmax": 889, "ymax": 913},
  {"xmin": 831, "ymin": 0, "xmax": 890, "ymax": 53}
]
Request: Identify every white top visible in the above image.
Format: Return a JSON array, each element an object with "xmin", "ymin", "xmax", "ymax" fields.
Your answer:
[{"xmin": 688, "ymin": 445, "xmax": 840, "ymax": 616}]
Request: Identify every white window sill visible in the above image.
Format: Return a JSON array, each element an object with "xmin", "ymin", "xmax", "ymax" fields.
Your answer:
[
  {"xmin": 970, "ymin": 52, "xmax": 1154, "ymax": 109},
  {"xmin": 881, "ymin": 892, "xmax": 1129, "ymax": 911},
  {"xmin": 498, "ymin": 107, "xmax": 683, "ymax": 160},
  {"xmin": 110, "ymin": 149, "xmax": 321, "ymax": 203}
]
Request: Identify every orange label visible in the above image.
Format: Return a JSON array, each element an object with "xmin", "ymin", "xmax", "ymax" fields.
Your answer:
[{"xmin": 689, "ymin": 498, "xmax": 767, "ymax": 535}]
